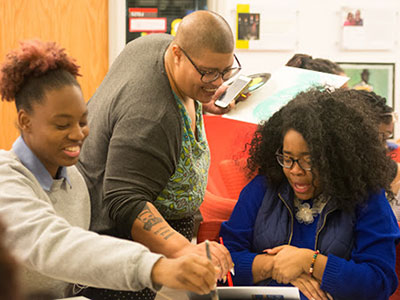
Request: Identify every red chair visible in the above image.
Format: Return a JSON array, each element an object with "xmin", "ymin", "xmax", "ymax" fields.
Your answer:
[
  {"xmin": 197, "ymin": 220, "xmax": 225, "ymax": 244},
  {"xmin": 198, "ymin": 116, "xmax": 256, "ymax": 243},
  {"xmin": 197, "ymin": 162, "xmax": 251, "ymax": 243},
  {"xmin": 219, "ymin": 158, "xmax": 252, "ymax": 200},
  {"xmin": 197, "ymin": 190, "xmax": 238, "ymax": 243},
  {"xmin": 203, "ymin": 115, "xmax": 257, "ymax": 198},
  {"xmin": 199, "ymin": 190, "xmax": 237, "ymax": 221}
]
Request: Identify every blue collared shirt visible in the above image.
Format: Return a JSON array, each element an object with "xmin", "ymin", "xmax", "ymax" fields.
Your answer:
[
  {"xmin": 387, "ymin": 141, "xmax": 399, "ymax": 151},
  {"xmin": 12, "ymin": 136, "xmax": 70, "ymax": 191}
]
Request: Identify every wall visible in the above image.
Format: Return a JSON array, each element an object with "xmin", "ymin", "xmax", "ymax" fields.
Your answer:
[
  {"xmin": 209, "ymin": 0, "xmax": 400, "ymax": 137},
  {"xmin": 0, "ymin": 0, "xmax": 109, "ymax": 150},
  {"xmin": 108, "ymin": 0, "xmax": 400, "ymax": 138}
]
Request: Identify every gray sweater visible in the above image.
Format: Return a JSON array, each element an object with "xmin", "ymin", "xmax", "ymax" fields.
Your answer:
[
  {"xmin": 77, "ymin": 34, "xmax": 182, "ymax": 238},
  {"xmin": 0, "ymin": 142, "xmax": 163, "ymax": 298}
]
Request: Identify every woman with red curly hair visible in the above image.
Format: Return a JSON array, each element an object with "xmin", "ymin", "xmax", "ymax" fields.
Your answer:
[{"xmin": 0, "ymin": 40, "xmax": 217, "ymax": 299}]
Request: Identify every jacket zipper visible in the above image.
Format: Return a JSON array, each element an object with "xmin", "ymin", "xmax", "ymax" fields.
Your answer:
[
  {"xmin": 314, "ymin": 208, "xmax": 336, "ymax": 250},
  {"xmin": 278, "ymin": 193, "xmax": 294, "ymax": 245}
]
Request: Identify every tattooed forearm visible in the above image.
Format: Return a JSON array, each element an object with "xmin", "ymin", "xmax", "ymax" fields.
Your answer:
[
  {"xmin": 154, "ymin": 226, "xmax": 176, "ymax": 240},
  {"xmin": 137, "ymin": 204, "xmax": 176, "ymax": 240},
  {"xmin": 164, "ymin": 232, "xmax": 175, "ymax": 240},
  {"xmin": 138, "ymin": 203, "xmax": 163, "ymax": 231},
  {"xmin": 160, "ymin": 228, "xmax": 176, "ymax": 240},
  {"xmin": 154, "ymin": 226, "xmax": 167, "ymax": 235},
  {"xmin": 160, "ymin": 229, "xmax": 170, "ymax": 236}
]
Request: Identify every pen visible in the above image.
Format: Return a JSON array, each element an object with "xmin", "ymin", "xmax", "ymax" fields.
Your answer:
[
  {"xmin": 219, "ymin": 237, "xmax": 234, "ymax": 286},
  {"xmin": 205, "ymin": 240, "xmax": 220, "ymax": 300}
]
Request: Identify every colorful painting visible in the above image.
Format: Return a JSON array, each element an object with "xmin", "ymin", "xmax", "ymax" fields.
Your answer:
[{"xmin": 338, "ymin": 62, "xmax": 395, "ymax": 108}]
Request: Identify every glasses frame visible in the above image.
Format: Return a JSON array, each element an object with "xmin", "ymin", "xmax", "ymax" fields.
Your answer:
[
  {"xmin": 379, "ymin": 131, "xmax": 394, "ymax": 141},
  {"xmin": 179, "ymin": 47, "xmax": 241, "ymax": 83},
  {"xmin": 275, "ymin": 149, "xmax": 312, "ymax": 172},
  {"xmin": 380, "ymin": 112, "xmax": 398, "ymax": 123}
]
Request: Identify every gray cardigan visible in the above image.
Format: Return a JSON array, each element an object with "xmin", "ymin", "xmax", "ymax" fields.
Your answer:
[{"xmin": 77, "ymin": 34, "xmax": 182, "ymax": 238}]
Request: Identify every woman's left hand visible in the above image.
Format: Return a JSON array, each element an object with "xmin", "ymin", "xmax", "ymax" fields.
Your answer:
[
  {"xmin": 291, "ymin": 273, "xmax": 328, "ymax": 300},
  {"xmin": 265, "ymin": 245, "xmax": 312, "ymax": 284}
]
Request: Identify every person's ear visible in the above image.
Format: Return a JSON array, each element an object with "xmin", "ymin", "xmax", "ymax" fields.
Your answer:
[
  {"xmin": 17, "ymin": 109, "xmax": 32, "ymax": 132},
  {"xmin": 170, "ymin": 44, "xmax": 183, "ymax": 64}
]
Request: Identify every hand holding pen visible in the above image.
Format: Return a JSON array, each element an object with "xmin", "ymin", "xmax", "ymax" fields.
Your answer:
[{"xmin": 194, "ymin": 239, "xmax": 233, "ymax": 280}]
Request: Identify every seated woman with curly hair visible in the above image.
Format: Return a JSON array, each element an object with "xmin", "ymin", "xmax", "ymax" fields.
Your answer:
[{"xmin": 220, "ymin": 88, "xmax": 400, "ymax": 300}]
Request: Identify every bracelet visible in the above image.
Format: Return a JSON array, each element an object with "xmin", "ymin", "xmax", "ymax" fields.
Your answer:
[{"xmin": 309, "ymin": 250, "xmax": 320, "ymax": 276}]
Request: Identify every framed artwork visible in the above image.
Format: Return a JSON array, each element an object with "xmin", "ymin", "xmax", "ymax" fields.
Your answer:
[{"xmin": 337, "ymin": 62, "xmax": 395, "ymax": 108}]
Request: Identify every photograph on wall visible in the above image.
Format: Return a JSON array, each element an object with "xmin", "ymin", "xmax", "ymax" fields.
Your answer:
[
  {"xmin": 337, "ymin": 62, "xmax": 395, "ymax": 108},
  {"xmin": 238, "ymin": 13, "xmax": 260, "ymax": 40},
  {"xmin": 340, "ymin": 6, "xmax": 397, "ymax": 50},
  {"xmin": 343, "ymin": 8, "xmax": 363, "ymax": 26},
  {"xmin": 234, "ymin": 2, "xmax": 298, "ymax": 50}
]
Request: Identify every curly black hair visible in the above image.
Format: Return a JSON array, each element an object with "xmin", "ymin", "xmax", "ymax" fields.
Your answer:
[
  {"xmin": 247, "ymin": 88, "xmax": 393, "ymax": 212},
  {"xmin": 352, "ymin": 90, "xmax": 393, "ymax": 124},
  {"xmin": 285, "ymin": 53, "xmax": 344, "ymax": 75}
]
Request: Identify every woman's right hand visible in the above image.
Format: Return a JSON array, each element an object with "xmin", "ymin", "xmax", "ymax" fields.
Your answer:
[
  {"xmin": 151, "ymin": 255, "xmax": 217, "ymax": 295},
  {"xmin": 175, "ymin": 241, "xmax": 233, "ymax": 280}
]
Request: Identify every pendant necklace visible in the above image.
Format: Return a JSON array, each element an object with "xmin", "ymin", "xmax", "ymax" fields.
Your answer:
[{"xmin": 293, "ymin": 194, "xmax": 328, "ymax": 225}]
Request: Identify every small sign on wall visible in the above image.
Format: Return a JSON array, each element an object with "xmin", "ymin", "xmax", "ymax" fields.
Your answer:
[
  {"xmin": 129, "ymin": 18, "xmax": 167, "ymax": 33},
  {"xmin": 128, "ymin": 8, "xmax": 167, "ymax": 33}
]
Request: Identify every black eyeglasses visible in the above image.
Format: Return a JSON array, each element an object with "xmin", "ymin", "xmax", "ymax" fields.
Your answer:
[
  {"xmin": 379, "ymin": 131, "xmax": 394, "ymax": 141},
  {"xmin": 380, "ymin": 112, "xmax": 398, "ymax": 124},
  {"xmin": 179, "ymin": 47, "xmax": 241, "ymax": 83},
  {"xmin": 275, "ymin": 149, "xmax": 312, "ymax": 171}
]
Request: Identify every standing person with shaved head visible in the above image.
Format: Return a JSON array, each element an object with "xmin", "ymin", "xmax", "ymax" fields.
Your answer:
[{"xmin": 77, "ymin": 10, "xmax": 235, "ymax": 300}]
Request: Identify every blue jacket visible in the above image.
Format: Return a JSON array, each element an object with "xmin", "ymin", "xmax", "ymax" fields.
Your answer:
[
  {"xmin": 253, "ymin": 178, "xmax": 354, "ymax": 260},
  {"xmin": 220, "ymin": 175, "xmax": 400, "ymax": 300}
]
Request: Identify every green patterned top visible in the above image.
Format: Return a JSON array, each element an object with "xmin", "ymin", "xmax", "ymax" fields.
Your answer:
[{"xmin": 154, "ymin": 95, "xmax": 210, "ymax": 220}]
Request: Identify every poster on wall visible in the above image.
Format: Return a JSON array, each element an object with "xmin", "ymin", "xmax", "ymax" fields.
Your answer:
[
  {"xmin": 340, "ymin": 7, "xmax": 398, "ymax": 50},
  {"xmin": 337, "ymin": 62, "xmax": 395, "ymax": 108},
  {"xmin": 235, "ymin": 3, "xmax": 298, "ymax": 50},
  {"xmin": 237, "ymin": 13, "xmax": 260, "ymax": 41}
]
